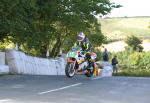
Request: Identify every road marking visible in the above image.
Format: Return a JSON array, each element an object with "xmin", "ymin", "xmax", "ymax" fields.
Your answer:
[
  {"xmin": 12, "ymin": 84, "xmax": 24, "ymax": 88},
  {"xmin": 38, "ymin": 76, "xmax": 102, "ymax": 95},
  {"xmin": 0, "ymin": 99, "xmax": 11, "ymax": 102},
  {"xmin": 38, "ymin": 83, "xmax": 82, "ymax": 95},
  {"xmin": 91, "ymin": 76, "xmax": 103, "ymax": 80}
]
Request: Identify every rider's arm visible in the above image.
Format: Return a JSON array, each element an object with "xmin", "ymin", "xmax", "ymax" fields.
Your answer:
[
  {"xmin": 85, "ymin": 42, "xmax": 91, "ymax": 52},
  {"xmin": 72, "ymin": 42, "xmax": 78, "ymax": 48}
]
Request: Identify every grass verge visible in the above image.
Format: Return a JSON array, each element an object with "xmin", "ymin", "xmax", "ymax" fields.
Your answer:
[{"xmin": 113, "ymin": 69, "xmax": 150, "ymax": 77}]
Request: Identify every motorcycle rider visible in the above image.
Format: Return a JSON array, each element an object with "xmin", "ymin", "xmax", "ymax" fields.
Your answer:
[{"xmin": 73, "ymin": 32, "xmax": 95, "ymax": 73}]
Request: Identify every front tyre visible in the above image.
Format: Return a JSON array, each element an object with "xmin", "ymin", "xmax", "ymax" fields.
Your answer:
[{"xmin": 65, "ymin": 62, "xmax": 75, "ymax": 78}]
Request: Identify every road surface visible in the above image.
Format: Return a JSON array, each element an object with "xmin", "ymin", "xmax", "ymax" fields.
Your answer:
[{"xmin": 0, "ymin": 75, "xmax": 150, "ymax": 103}]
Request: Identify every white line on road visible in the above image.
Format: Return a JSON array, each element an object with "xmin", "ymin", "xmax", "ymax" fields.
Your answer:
[
  {"xmin": 38, "ymin": 83, "xmax": 82, "ymax": 95},
  {"xmin": 91, "ymin": 76, "xmax": 103, "ymax": 80},
  {"xmin": 0, "ymin": 99, "xmax": 11, "ymax": 102}
]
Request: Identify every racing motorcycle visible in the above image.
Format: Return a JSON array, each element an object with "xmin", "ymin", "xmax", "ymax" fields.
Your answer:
[{"xmin": 65, "ymin": 46, "xmax": 97, "ymax": 78}]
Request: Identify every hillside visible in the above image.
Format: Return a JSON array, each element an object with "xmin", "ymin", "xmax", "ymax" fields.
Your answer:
[{"xmin": 99, "ymin": 17, "xmax": 150, "ymax": 41}]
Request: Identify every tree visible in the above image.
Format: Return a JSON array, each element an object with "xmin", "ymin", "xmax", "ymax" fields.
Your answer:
[
  {"xmin": 0, "ymin": 0, "xmax": 121, "ymax": 57},
  {"xmin": 125, "ymin": 35, "xmax": 143, "ymax": 52}
]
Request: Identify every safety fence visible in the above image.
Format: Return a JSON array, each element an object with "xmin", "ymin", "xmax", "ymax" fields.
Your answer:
[
  {"xmin": 0, "ymin": 52, "xmax": 5, "ymax": 65},
  {"xmin": 5, "ymin": 50, "xmax": 66, "ymax": 75},
  {"xmin": 0, "ymin": 52, "xmax": 9, "ymax": 74},
  {"xmin": 0, "ymin": 50, "xmax": 113, "ymax": 77}
]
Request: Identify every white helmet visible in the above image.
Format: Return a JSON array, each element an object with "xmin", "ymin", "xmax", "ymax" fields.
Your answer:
[{"xmin": 77, "ymin": 32, "xmax": 85, "ymax": 42}]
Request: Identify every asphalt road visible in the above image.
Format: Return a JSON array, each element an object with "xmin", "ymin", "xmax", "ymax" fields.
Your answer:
[{"xmin": 0, "ymin": 75, "xmax": 150, "ymax": 103}]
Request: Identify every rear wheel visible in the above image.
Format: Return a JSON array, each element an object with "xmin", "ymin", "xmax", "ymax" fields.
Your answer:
[{"xmin": 65, "ymin": 62, "xmax": 75, "ymax": 78}]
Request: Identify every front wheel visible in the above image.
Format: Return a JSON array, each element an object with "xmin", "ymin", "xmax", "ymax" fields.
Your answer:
[{"xmin": 65, "ymin": 62, "xmax": 76, "ymax": 78}]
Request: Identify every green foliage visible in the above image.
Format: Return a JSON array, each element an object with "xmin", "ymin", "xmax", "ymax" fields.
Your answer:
[
  {"xmin": 0, "ymin": 42, "xmax": 8, "ymax": 51},
  {"xmin": 125, "ymin": 35, "xmax": 143, "ymax": 52},
  {"xmin": 0, "ymin": 37, "xmax": 14, "ymax": 51},
  {"xmin": 138, "ymin": 52, "xmax": 150, "ymax": 68},
  {"xmin": 125, "ymin": 35, "xmax": 141, "ymax": 47},
  {"xmin": 115, "ymin": 51, "xmax": 150, "ymax": 68},
  {"xmin": 111, "ymin": 51, "xmax": 150, "ymax": 77},
  {"xmin": 88, "ymin": 33, "xmax": 106, "ymax": 47},
  {"xmin": 94, "ymin": 49, "xmax": 103, "ymax": 61},
  {"xmin": 114, "ymin": 69, "xmax": 150, "ymax": 77},
  {"xmin": 0, "ymin": 0, "xmax": 120, "ymax": 57},
  {"xmin": 129, "ymin": 52, "xmax": 142, "ymax": 65}
]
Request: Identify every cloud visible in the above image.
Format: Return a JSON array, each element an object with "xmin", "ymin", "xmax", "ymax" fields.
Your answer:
[{"xmin": 108, "ymin": 0, "xmax": 150, "ymax": 17}]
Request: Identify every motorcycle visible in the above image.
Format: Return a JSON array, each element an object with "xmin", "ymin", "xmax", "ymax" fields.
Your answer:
[{"xmin": 65, "ymin": 46, "xmax": 97, "ymax": 78}]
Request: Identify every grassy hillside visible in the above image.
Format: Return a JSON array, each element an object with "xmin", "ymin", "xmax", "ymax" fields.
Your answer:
[{"xmin": 99, "ymin": 17, "xmax": 150, "ymax": 41}]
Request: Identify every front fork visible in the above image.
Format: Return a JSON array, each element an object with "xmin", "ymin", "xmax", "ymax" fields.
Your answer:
[{"xmin": 70, "ymin": 60, "xmax": 77, "ymax": 74}]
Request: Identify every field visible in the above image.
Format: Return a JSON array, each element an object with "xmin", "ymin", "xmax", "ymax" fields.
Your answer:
[{"xmin": 99, "ymin": 17, "xmax": 150, "ymax": 40}]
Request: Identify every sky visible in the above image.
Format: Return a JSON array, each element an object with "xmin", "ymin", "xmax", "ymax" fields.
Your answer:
[{"xmin": 107, "ymin": 0, "xmax": 150, "ymax": 17}]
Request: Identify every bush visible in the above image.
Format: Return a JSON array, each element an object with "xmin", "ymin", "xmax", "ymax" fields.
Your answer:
[
  {"xmin": 139, "ymin": 52, "xmax": 150, "ymax": 69},
  {"xmin": 114, "ymin": 69, "xmax": 150, "ymax": 77},
  {"xmin": 111, "ymin": 51, "xmax": 150, "ymax": 77},
  {"xmin": 129, "ymin": 52, "xmax": 142, "ymax": 65},
  {"xmin": 95, "ymin": 49, "xmax": 150, "ymax": 77},
  {"xmin": 94, "ymin": 49, "xmax": 103, "ymax": 61},
  {"xmin": 125, "ymin": 35, "xmax": 143, "ymax": 52}
]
